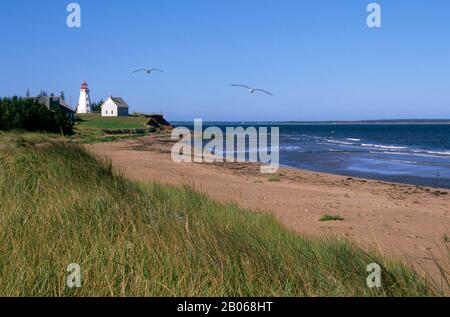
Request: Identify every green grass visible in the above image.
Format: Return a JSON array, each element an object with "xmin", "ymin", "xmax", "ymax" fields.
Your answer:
[
  {"xmin": 76, "ymin": 114, "xmax": 147, "ymax": 130},
  {"xmin": 0, "ymin": 115, "xmax": 153, "ymax": 146},
  {"xmin": 268, "ymin": 175, "xmax": 282, "ymax": 182},
  {"xmin": 0, "ymin": 143, "xmax": 445, "ymax": 296},
  {"xmin": 0, "ymin": 130, "xmax": 63, "ymax": 148},
  {"xmin": 0, "ymin": 129, "xmax": 142, "ymax": 147},
  {"xmin": 61, "ymin": 114, "xmax": 149, "ymax": 144},
  {"xmin": 320, "ymin": 215, "xmax": 345, "ymax": 222}
]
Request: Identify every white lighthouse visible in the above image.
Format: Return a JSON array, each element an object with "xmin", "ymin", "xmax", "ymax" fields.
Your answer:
[{"xmin": 76, "ymin": 81, "xmax": 91, "ymax": 114}]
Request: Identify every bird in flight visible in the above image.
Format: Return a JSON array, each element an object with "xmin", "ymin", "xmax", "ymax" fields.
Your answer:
[
  {"xmin": 230, "ymin": 84, "xmax": 274, "ymax": 96},
  {"xmin": 132, "ymin": 68, "xmax": 164, "ymax": 74}
]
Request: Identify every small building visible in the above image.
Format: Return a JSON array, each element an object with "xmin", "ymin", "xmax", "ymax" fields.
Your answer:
[
  {"xmin": 101, "ymin": 97, "xmax": 129, "ymax": 117},
  {"xmin": 26, "ymin": 95, "xmax": 76, "ymax": 120}
]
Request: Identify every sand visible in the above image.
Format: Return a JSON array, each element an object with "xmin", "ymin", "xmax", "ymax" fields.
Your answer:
[{"xmin": 87, "ymin": 133, "xmax": 450, "ymax": 283}]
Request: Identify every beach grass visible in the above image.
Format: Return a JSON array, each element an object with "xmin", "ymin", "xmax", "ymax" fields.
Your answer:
[
  {"xmin": 0, "ymin": 142, "xmax": 443, "ymax": 296},
  {"xmin": 0, "ymin": 129, "xmax": 141, "ymax": 147},
  {"xmin": 0, "ymin": 130, "xmax": 62, "ymax": 147},
  {"xmin": 320, "ymin": 215, "xmax": 345, "ymax": 222},
  {"xmin": 268, "ymin": 175, "xmax": 282, "ymax": 182}
]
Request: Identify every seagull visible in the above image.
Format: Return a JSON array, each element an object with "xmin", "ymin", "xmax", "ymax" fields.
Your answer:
[
  {"xmin": 230, "ymin": 84, "xmax": 274, "ymax": 96},
  {"xmin": 132, "ymin": 68, "xmax": 164, "ymax": 74}
]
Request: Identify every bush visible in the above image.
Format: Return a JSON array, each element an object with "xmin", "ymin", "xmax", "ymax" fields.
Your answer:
[
  {"xmin": 0, "ymin": 97, "xmax": 73, "ymax": 134},
  {"xmin": 320, "ymin": 214, "xmax": 345, "ymax": 222}
]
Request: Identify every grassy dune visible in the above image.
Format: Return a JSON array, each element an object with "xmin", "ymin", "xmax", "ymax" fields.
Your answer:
[
  {"xmin": 0, "ymin": 143, "xmax": 441, "ymax": 296},
  {"xmin": 0, "ymin": 130, "xmax": 62, "ymax": 147}
]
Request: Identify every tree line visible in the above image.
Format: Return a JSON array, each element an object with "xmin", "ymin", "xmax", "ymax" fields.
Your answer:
[{"xmin": 0, "ymin": 97, "xmax": 73, "ymax": 134}]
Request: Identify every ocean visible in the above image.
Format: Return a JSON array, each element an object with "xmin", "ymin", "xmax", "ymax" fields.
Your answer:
[{"xmin": 173, "ymin": 122, "xmax": 450, "ymax": 189}]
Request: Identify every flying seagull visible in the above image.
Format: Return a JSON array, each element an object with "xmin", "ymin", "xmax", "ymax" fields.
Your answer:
[
  {"xmin": 132, "ymin": 68, "xmax": 164, "ymax": 74},
  {"xmin": 230, "ymin": 84, "xmax": 274, "ymax": 96}
]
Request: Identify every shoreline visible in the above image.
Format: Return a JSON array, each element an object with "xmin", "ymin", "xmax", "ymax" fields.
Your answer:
[
  {"xmin": 88, "ymin": 133, "xmax": 450, "ymax": 284},
  {"xmin": 278, "ymin": 163, "xmax": 450, "ymax": 190}
]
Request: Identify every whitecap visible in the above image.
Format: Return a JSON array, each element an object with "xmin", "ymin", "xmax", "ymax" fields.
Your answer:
[
  {"xmin": 382, "ymin": 151, "xmax": 410, "ymax": 156},
  {"xmin": 346, "ymin": 138, "xmax": 361, "ymax": 142},
  {"xmin": 326, "ymin": 140, "xmax": 354, "ymax": 145},
  {"xmin": 361, "ymin": 144, "xmax": 407, "ymax": 150}
]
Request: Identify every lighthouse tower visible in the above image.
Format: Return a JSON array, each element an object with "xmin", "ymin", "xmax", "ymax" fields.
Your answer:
[{"xmin": 76, "ymin": 81, "xmax": 91, "ymax": 114}]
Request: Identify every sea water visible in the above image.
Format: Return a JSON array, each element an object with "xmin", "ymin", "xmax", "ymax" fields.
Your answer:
[{"xmin": 174, "ymin": 122, "xmax": 450, "ymax": 189}]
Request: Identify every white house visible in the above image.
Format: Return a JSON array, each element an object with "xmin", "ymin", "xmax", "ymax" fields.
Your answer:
[{"xmin": 101, "ymin": 96, "xmax": 129, "ymax": 117}]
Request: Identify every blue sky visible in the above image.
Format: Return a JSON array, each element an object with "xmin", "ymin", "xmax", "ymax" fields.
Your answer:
[{"xmin": 1, "ymin": 0, "xmax": 449, "ymax": 121}]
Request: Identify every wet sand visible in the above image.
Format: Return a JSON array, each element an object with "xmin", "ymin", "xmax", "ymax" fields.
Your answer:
[{"xmin": 87, "ymin": 133, "xmax": 450, "ymax": 285}]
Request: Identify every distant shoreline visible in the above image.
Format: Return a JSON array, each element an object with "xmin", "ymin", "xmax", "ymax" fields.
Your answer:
[{"xmin": 278, "ymin": 120, "xmax": 450, "ymax": 125}]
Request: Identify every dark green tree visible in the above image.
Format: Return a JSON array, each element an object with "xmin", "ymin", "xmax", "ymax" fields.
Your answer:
[
  {"xmin": 91, "ymin": 99, "xmax": 104, "ymax": 112},
  {"xmin": 0, "ymin": 97, "xmax": 73, "ymax": 134}
]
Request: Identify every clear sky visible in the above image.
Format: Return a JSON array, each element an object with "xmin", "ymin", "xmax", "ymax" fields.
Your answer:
[{"xmin": 1, "ymin": 0, "xmax": 449, "ymax": 121}]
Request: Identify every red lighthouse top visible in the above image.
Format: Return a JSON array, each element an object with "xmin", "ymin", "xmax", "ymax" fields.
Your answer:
[{"xmin": 80, "ymin": 81, "xmax": 89, "ymax": 90}]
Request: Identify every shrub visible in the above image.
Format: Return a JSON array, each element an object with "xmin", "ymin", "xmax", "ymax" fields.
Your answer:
[
  {"xmin": 320, "ymin": 214, "xmax": 345, "ymax": 222},
  {"xmin": 0, "ymin": 97, "xmax": 73, "ymax": 134},
  {"xmin": 268, "ymin": 175, "xmax": 282, "ymax": 182}
]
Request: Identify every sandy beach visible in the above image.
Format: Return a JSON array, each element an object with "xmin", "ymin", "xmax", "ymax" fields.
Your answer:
[{"xmin": 88, "ymin": 133, "xmax": 450, "ymax": 283}]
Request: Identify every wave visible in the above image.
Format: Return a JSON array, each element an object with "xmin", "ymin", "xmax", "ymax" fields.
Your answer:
[
  {"xmin": 281, "ymin": 145, "xmax": 303, "ymax": 151},
  {"xmin": 412, "ymin": 153, "xmax": 450, "ymax": 159},
  {"xmin": 325, "ymin": 139, "xmax": 354, "ymax": 145},
  {"xmin": 382, "ymin": 151, "xmax": 410, "ymax": 156},
  {"xmin": 346, "ymin": 138, "xmax": 361, "ymax": 142},
  {"xmin": 412, "ymin": 153, "xmax": 442, "ymax": 159},
  {"xmin": 388, "ymin": 159, "xmax": 418, "ymax": 164},
  {"xmin": 420, "ymin": 150, "xmax": 450, "ymax": 156},
  {"xmin": 408, "ymin": 149, "xmax": 450, "ymax": 157},
  {"xmin": 361, "ymin": 144, "xmax": 407, "ymax": 150}
]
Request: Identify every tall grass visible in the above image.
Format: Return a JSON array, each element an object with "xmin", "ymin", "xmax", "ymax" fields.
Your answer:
[{"xmin": 0, "ymin": 143, "xmax": 440, "ymax": 296}]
